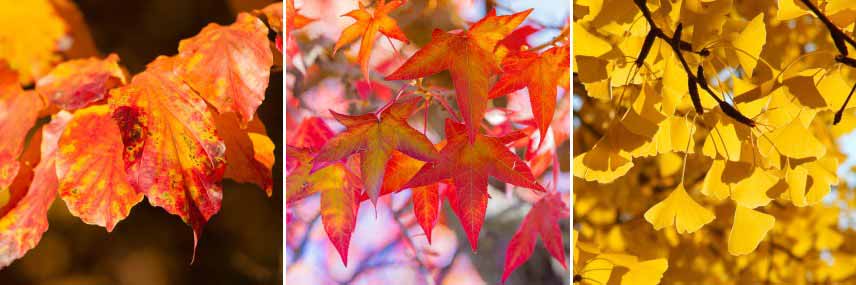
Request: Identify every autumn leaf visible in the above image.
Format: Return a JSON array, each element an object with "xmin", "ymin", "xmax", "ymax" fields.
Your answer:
[
  {"xmin": 312, "ymin": 97, "xmax": 440, "ymax": 205},
  {"xmin": 489, "ymin": 45, "xmax": 570, "ymax": 145},
  {"xmin": 109, "ymin": 56, "xmax": 226, "ymax": 256},
  {"xmin": 215, "ymin": 112, "xmax": 274, "ymax": 196},
  {"xmin": 56, "ymin": 105, "xmax": 143, "ymax": 231},
  {"xmin": 177, "ymin": 13, "xmax": 273, "ymax": 123},
  {"xmin": 403, "ymin": 119, "xmax": 545, "ymax": 250},
  {"xmin": 287, "ymin": 116, "xmax": 334, "ymax": 151},
  {"xmin": 644, "ymin": 183, "xmax": 715, "ymax": 234},
  {"xmin": 385, "ymin": 9, "xmax": 532, "ymax": 142},
  {"xmin": 728, "ymin": 206, "xmax": 775, "ymax": 255},
  {"xmin": 286, "ymin": 146, "xmax": 361, "ymax": 265},
  {"xmin": 333, "ymin": 0, "xmax": 409, "ymax": 82},
  {"xmin": 0, "ymin": 0, "xmax": 67, "ymax": 83},
  {"xmin": 35, "ymin": 54, "xmax": 126, "ymax": 111},
  {"xmin": 502, "ymin": 192, "xmax": 569, "ymax": 283},
  {"xmin": 0, "ymin": 111, "xmax": 71, "ymax": 269},
  {"xmin": 0, "ymin": 65, "xmax": 43, "ymax": 190},
  {"xmin": 285, "ymin": 0, "xmax": 315, "ymax": 58}
]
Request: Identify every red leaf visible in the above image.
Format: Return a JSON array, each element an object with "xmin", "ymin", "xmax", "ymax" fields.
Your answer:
[
  {"xmin": 403, "ymin": 119, "xmax": 545, "ymax": 250},
  {"xmin": 35, "ymin": 54, "xmax": 126, "ymax": 111},
  {"xmin": 501, "ymin": 192, "xmax": 569, "ymax": 283},
  {"xmin": 109, "ymin": 56, "xmax": 226, "ymax": 258},
  {"xmin": 313, "ymin": 97, "xmax": 440, "ymax": 205},
  {"xmin": 56, "ymin": 105, "xmax": 143, "ymax": 231},
  {"xmin": 386, "ymin": 9, "xmax": 532, "ymax": 142},
  {"xmin": 489, "ymin": 45, "xmax": 570, "ymax": 145},
  {"xmin": 0, "ymin": 111, "xmax": 71, "ymax": 269},
  {"xmin": 177, "ymin": 13, "xmax": 273, "ymax": 123},
  {"xmin": 0, "ymin": 65, "xmax": 43, "ymax": 189},
  {"xmin": 287, "ymin": 116, "xmax": 334, "ymax": 151}
]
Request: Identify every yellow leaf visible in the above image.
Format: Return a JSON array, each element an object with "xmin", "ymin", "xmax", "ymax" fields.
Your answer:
[
  {"xmin": 733, "ymin": 14, "xmax": 766, "ymax": 77},
  {"xmin": 644, "ymin": 183, "xmax": 715, "ymax": 233},
  {"xmin": 785, "ymin": 166, "xmax": 808, "ymax": 207},
  {"xmin": 731, "ymin": 168, "xmax": 777, "ymax": 208},
  {"xmin": 621, "ymin": 259, "xmax": 669, "ymax": 285},
  {"xmin": 728, "ymin": 206, "xmax": 775, "ymax": 255},
  {"xmin": 702, "ymin": 160, "xmax": 730, "ymax": 200},
  {"xmin": 574, "ymin": 22, "xmax": 611, "ymax": 57}
]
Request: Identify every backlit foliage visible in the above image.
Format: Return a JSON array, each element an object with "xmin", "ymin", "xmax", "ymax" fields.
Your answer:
[
  {"xmin": 286, "ymin": 0, "xmax": 570, "ymax": 283},
  {"xmin": 574, "ymin": 0, "xmax": 856, "ymax": 283},
  {"xmin": 0, "ymin": 2, "xmax": 280, "ymax": 268}
]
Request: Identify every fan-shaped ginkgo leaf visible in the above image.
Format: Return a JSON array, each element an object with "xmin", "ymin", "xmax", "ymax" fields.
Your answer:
[
  {"xmin": 728, "ymin": 206, "xmax": 775, "ymax": 255},
  {"xmin": 216, "ymin": 112, "xmax": 274, "ymax": 196},
  {"xmin": 56, "ymin": 105, "xmax": 143, "ymax": 232},
  {"xmin": 489, "ymin": 45, "xmax": 570, "ymax": 144},
  {"xmin": 403, "ymin": 119, "xmax": 545, "ymax": 250},
  {"xmin": 644, "ymin": 183, "xmax": 715, "ymax": 233},
  {"xmin": 0, "ymin": 66, "xmax": 43, "ymax": 190},
  {"xmin": 109, "ymin": 56, "xmax": 226, "ymax": 255},
  {"xmin": 386, "ymin": 9, "xmax": 532, "ymax": 142},
  {"xmin": 177, "ymin": 13, "xmax": 273, "ymax": 123},
  {"xmin": 502, "ymin": 192, "xmax": 569, "ymax": 283},
  {"xmin": 35, "ymin": 54, "xmax": 126, "ymax": 110},
  {"xmin": 733, "ymin": 13, "xmax": 766, "ymax": 77},
  {"xmin": 0, "ymin": 111, "xmax": 71, "ymax": 269},
  {"xmin": 312, "ymin": 97, "xmax": 440, "ymax": 205},
  {"xmin": 333, "ymin": 0, "xmax": 409, "ymax": 81},
  {"xmin": 620, "ymin": 259, "xmax": 669, "ymax": 285}
]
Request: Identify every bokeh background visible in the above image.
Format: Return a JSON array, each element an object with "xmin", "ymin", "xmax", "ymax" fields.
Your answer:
[
  {"xmin": 286, "ymin": 0, "xmax": 570, "ymax": 284},
  {"xmin": 0, "ymin": 1, "xmax": 283, "ymax": 284}
]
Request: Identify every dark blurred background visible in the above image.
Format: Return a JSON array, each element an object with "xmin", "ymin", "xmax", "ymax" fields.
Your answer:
[{"xmin": 0, "ymin": 0, "xmax": 283, "ymax": 284}]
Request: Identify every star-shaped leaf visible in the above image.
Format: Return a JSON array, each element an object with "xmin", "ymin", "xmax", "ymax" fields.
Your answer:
[
  {"xmin": 502, "ymin": 192, "xmax": 569, "ymax": 283},
  {"xmin": 385, "ymin": 9, "xmax": 532, "ymax": 142},
  {"xmin": 489, "ymin": 45, "xmax": 570, "ymax": 145},
  {"xmin": 333, "ymin": 0, "xmax": 409, "ymax": 82},
  {"xmin": 312, "ymin": 97, "xmax": 440, "ymax": 205},
  {"xmin": 402, "ymin": 119, "xmax": 545, "ymax": 250}
]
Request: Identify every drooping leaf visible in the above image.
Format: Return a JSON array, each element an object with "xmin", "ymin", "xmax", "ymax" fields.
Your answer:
[
  {"xmin": 489, "ymin": 45, "xmax": 570, "ymax": 144},
  {"xmin": 333, "ymin": 0, "xmax": 409, "ymax": 81},
  {"xmin": 216, "ymin": 112, "xmax": 274, "ymax": 196},
  {"xmin": 0, "ymin": 65, "xmax": 43, "ymax": 190},
  {"xmin": 0, "ymin": 111, "xmax": 71, "ymax": 269},
  {"xmin": 728, "ymin": 206, "xmax": 775, "ymax": 255},
  {"xmin": 109, "ymin": 56, "xmax": 226, "ymax": 256},
  {"xmin": 403, "ymin": 119, "xmax": 545, "ymax": 250},
  {"xmin": 56, "ymin": 105, "xmax": 142, "ymax": 231},
  {"xmin": 35, "ymin": 54, "xmax": 126, "ymax": 111},
  {"xmin": 312, "ymin": 97, "xmax": 440, "ymax": 205},
  {"xmin": 502, "ymin": 192, "xmax": 569, "ymax": 283},
  {"xmin": 644, "ymin": 183, "xmax": 715, "ymax": 234},
  {"xmin": 385, "ymin": 9, "xmax": 532, "ymax": 142},
  {"xmin": 177, "ymin": 13, "xmax": 273, "ymax": 123}
]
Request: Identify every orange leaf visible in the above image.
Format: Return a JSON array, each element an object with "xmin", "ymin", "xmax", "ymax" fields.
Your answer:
[
  {"xmin": 177, "ymin": 13, "xmax": 273, "ymax": 123},
  {"xmin": 261, "ymin": 2, "xmax": 283, "ymax": 33},
  {"xmin": 489, "ymin": 45, "xmax": 570, "ymax": 144},
  {"xmin": 36, "ymin": 54, "xmax": 126, "ymax": 111},
  {"xmin": 0, "ymin": 65, "xmax": 43, "ymax": 190},
  {"xmin": 0, "ymin": 111, "xmax": 71, "ymax": 269},
  {"xmin": 312, "ymin": 97, "xmax": 440, "ymax": 205},
  {"xmin": 333, "ymin": 0, "xmax": 409, "ymax": 82},
  {"xmin": 109, "ymin": 56, "xmax": 226, "ymax": 256},
  {"xmin": 502, "ymin": 192, "xmax": 569, "ymax": 283},
  {"xmin": 287, "ymin": 116, "xmax": 334, "ymax": 151},
  {"xmin": 56, "ymin": 105, "xmax": 142, "ymax": 231},
  {"xmin": 403, "ymin": 119, "xmax": 545, "ymax": 250},
  {"xmin": 216, "ymin": 112, "xmax": 274, "ymax": 196},
  {"xmin": 386, "ymin": 9, "xmax": 532, "ymax": 142}
]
